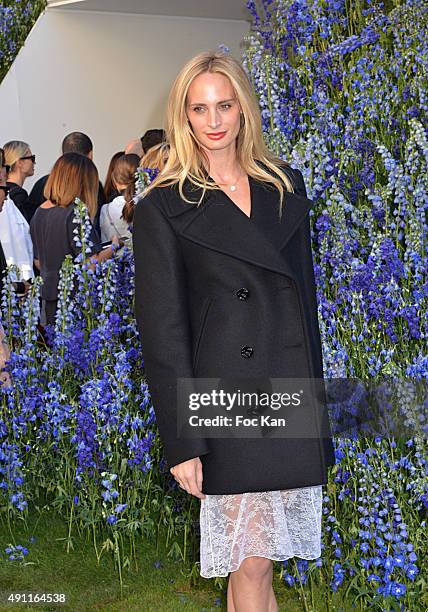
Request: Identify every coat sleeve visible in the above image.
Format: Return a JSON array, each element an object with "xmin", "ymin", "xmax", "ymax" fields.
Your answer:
[
  {"xmin": 294, "ymin": 171, "xmax": 329, "ymax": 389},
  {"xmin": 291, "ymin": 168, "xmax": 308, "ymax": 198},
  {"xmin": 133, "ymin": 190, "xmax": 211, "ymax": 467},
  {"xmin": 295, "ymin": 175, "xmax": 334, "ymax": 457}
]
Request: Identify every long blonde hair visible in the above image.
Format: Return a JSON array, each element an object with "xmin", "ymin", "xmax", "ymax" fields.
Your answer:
[{"xmin": 144, "ymin": 51, "xmax": 294, "ymax": 209}]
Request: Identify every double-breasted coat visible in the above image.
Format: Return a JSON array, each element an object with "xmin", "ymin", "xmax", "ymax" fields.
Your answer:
[{"xmin": 133, "ymin": 165, "xmax": 335, "ymax": 495}]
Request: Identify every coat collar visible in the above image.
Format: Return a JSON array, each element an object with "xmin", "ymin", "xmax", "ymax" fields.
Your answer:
[{"xmin": 169, "ymin": 176, "xmax": 313, "ymax": 282}]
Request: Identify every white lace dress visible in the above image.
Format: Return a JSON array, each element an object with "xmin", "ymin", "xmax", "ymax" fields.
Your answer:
[{"xmin": 199, "ymin": 485, "xmax": 323, "ymax": 578}]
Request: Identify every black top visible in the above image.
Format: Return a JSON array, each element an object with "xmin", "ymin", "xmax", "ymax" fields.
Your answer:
[
  {"xmin": 29, "ymin": 175, "xmax": 106, "ymax": 234},
  {"xmin": 30, "ymin": 203, "xmax": 101, "ymax": 301},
  {"xmin": 0, "ymin": 241, "xmax": 6, "ymax": 299},
  {"xmin": 104, "ymin": 187, "xmax": 121, "ymax": 203},
  {"xmin": 7, "ymin": 182, "xmax": 38, "ymax": 223},
  {"xmin": 92, "ymin": 182, "xmax": 107, "ymax": 236},
  {"xmin": 28, "ymin": 175, "xmax": 49, "ymax": 210}
]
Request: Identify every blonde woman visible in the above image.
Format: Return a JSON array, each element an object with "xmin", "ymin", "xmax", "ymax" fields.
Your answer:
[
  {"xmin": 133, "ymin": 51, "xmax": 334, "ymax": 611},
  {"xmin": 0, "ymin": 149, "xmax": 11, "ymax": 387},
  {"xmin": 0, "ymin": 143, "xmax": 34, "ymax": 284},
  {"xmin": 3, "ymin": 140, "xmax": 37, "ymax": 222}
]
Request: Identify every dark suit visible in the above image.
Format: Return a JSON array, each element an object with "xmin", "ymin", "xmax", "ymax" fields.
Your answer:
[{"xmin": 133, "ymin": 165, "xmax": 334, "ymax": 495}]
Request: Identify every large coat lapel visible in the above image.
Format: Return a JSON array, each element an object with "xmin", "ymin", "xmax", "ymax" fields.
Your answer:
[{"xmin": 176, "ymin": 177, "xmax": 313, "ymax": 282}]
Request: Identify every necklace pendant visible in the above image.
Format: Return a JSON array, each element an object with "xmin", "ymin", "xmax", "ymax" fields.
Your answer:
[{"xmin": 230, "ymin": 185, "xmax": 237, "ymax": 192}]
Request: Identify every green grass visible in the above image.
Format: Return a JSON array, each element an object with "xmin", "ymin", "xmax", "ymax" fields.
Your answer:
[{"xmin": 0, "ymin": 510, "xmax": 333, "ymax": 612}]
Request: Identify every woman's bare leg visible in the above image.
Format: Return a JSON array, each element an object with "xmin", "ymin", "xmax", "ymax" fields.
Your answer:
[
  {"xmin": 227, "ymin": 575, "xmax": 236, "ymax": 612},
  {"xmin": 227, "ymin": 556, "xmax": 279, "ymax": 612}
]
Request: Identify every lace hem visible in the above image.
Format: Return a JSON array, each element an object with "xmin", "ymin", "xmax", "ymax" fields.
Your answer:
[{"xmin": 199, "ymin": 486, "xmax": 322, "ymax": 579}]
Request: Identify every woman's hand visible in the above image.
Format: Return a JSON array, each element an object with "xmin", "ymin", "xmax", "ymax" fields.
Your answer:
[
  {"xmin": 111, "ymin": 234, "xmax": 122, "ymax": 248},
  {"xmin": 0, "ymin": 371, "xmax": 11, "ymax": 388},
  {"xmin": 90, "ymin": 236, "xmax": 124, "ymax": 267},
  {"xmin": 0, "ymin": 324, "xmax": 11, "ymax": 388},
  {"xmin": 170, "ymin": 457, "xmax": 206, "ymax": 499}
]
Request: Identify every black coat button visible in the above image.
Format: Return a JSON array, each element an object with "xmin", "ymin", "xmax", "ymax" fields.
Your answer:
[
  {"xmin": 236, "ymin": 287, "xmax": 250, "ymax": 300},
  {"xmin": 241, "ymin": 346, "xmax": 254, "ymax": 358}
]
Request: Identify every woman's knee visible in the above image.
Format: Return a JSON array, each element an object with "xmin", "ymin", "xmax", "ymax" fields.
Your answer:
[{"xmin": 235, "ymin": 556, "xmax": 273, "ymax": 581}]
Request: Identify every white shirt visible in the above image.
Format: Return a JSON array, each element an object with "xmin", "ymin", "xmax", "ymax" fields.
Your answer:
[
  {"xmin": 0, "ymin": 197, "xmax": 34, "ymax": 280},
  {"xmin": 99, "ymin": 196, "xmax": 132, "ymax": 246}
]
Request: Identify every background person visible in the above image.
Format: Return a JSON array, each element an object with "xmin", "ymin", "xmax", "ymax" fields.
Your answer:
[
  {"xmin": 103, "ymin": 150, "xmax": 125, "ymax": 203},
  {"xmin": 0, "ymin": 148, "xmax": 12, "ymax": 388},
  {"xmin": 0, "ymin": 149, "xmax": 10, "ymax": 297},
  {"xmin": 30, "ymin": 152, "xmax": 118, "ymax": 327},
  {"xmin": 0, "ymin": 194, "xmax": 34, "ymax": 286},
  {"xmin": 139, "ymin": 141, "xmax": 169, "ymax": 173},
  {"xmin": 99, "ymin": 153, "xmax": 139, "ymax": 247},
  {"xmin": 121, "ymin": 143, "xmax": 170, "ymax": 228},
  {"xmin": 140, "ymin": 128, "xmax": 166, "ymax": 155},
  {"xmin": 0, "ymin": 150, "xmax": 34, "ymax": 286},
  {"xmin": 124, "ymin": 138, "xmax": 144, "ymax": 158},
  {"xmin": 3, "ymin": 140, "xmax": 37, "ymax": 223},
  {"xmin": 124, "ymin": 129, "xmax": 166, "ymax": 158},
  {"xmin": 28, "ymin": 132, "xmax": 106, "ymax": 234}
]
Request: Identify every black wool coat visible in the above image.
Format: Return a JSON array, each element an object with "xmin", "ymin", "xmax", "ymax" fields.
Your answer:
[{"xmin": 133, "ymin": 166, "xmax": 335, "ymax": 495}]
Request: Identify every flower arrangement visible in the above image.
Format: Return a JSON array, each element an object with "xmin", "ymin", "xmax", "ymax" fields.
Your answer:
[
  {"xmin": 0, "ymin": 1, "xmax": 47, "ymax": 83},
  {"xmin": 0, "ymin": 195, "xmax": 198, "ymax": 591},
  {"xmin": 243, "ymin": 0, "xmax": 427, "ymax": 608},
  {"xmin": 1, "ymin": 1, "xmax": 427, "ymax": 609}
]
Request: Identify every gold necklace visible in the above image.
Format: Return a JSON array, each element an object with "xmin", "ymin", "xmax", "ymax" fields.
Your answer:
[{"xmin": 215, "ymin": 169, "xmax": 243, "ymax": 192}]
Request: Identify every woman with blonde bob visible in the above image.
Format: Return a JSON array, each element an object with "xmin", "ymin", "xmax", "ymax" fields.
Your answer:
[
  {"xmin": 133, "ymin": 52, "xmax": 334, "ymax": 611},
  {"xmin": 4, "ymin": 140, "xmax": 37, "ymax": 222},
  {"xmin": 30, "ymin": 152, "xmax": 119, "ymax": 326}
]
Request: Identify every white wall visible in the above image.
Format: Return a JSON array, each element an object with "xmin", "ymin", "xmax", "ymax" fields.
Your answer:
[{"xmin": 0, "ymin": 8, "xmax": 249, "ymax": 190}]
